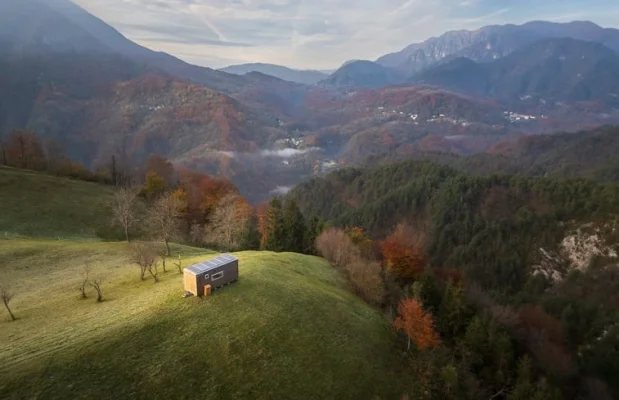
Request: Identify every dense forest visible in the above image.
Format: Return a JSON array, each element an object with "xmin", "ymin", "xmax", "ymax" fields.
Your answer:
[
  {"xmin": 288, "ymin": 156, "xmax": 619, "ymax": 398},
  {"xmin": 366, "ymin": 125, "xmax": 619, "ymax": 183}
]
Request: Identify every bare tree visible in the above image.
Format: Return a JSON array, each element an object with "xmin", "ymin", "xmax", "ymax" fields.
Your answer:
[
  {"xmin": 159, "ymin": 247, "xmax": 168, "ymax": 273},
  {"xmin": 147, "ymin": 193, "xmax": 184, "ymax": 256},
  {"xmin": 111, "ymin": 187, "xmax": 140, "ymax": 242},
  {"xmin": 129, "ymin": 242, "xmax": 159, "ymax": 283},
  {"xmin": 174, "ymin": 254, "xmax": 182, "ymax": 274},
  {"xmin": 205, "ymin": 194, "xmax": 252, "ymax": 250},
  {"xmin": 0, "ymin": 282, "xmax": 16, "ymax": 321},
  {"xmin": 316, "ymin": 228, "xmax": 361, "ymax": 269},
  {"xmin": 345, "ymin": 259, "xmax": 385, "ymax": 305},
  {"xmin": 78, "ymin": 263, "xmax": 91, "ymax": 299},
  {"xmin": 90, "ymin": 278, "xmax": 104, "ymax": 302}
]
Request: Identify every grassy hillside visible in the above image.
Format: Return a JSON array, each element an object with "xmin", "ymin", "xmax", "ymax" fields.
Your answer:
[
  {"xmin": 0, "ymin": 167, "xmax": 118, "ymax": 239},
  {"xmin": 0, "ymin": 240, "xmax": 411, "ymax": 399}
]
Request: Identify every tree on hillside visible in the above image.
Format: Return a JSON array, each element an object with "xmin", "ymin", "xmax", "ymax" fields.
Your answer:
[
  {"xmin": 78, "ymin": 263, "xmax": 91, "ymax": 299},
  {"xmin": 6, "ymin": 130, "xmax": 46, "ymax": 171},
  {"xmin": 381, "ymin": 223, "xmax": 427, "ymax": 279},
  {"xmin": 144, "ymin": 171, "xmax": 166, "ymax": 198},
  {"xmin": 0, "ymin": 281, "xmax": 16, "ymax": 321},
  {"xmin": 283, "ymin": 200, "xmax": 306, "ymax": 253},
  {"xmin": 111, "ymin": 187, "xmax": 140, "ymax": 242},
  {"xmin": 304, "ymin": 215, "xmax": 323, "ymax": 255},
  {"xmin": 346, "ymin": 259, "xmax": 385, "ymax": 305},
  {"xmin": 44, "ymin": 138, "xmax": 67, "ymax": 174},
  {"xmin": 205, "ymin": 194, "xmax": 252, "ymax": 251},
  {"xmin": 146, "ymin": 155, "xmax": 176, "ymax": 187},
  {"xmin": 90, "ymin": 277, "xmax": 104, "ymax": 302},
  {"xmin": 394, "ymin": 298, "xmax": 440, "ymax": 351},
  {"xmin": 147, "ymin": 193, "xmax": 185, "ymax": 256},
  {"xmin": 315, "ymin": 228, "xmax": 360, "ymax": 268},
  {"xmin": 263, "ymin": 198, "xmax": 285, "ymax": 252},
  {"xmin": 239, "ymin": 214, "xmax": 260, "ymax": 251},
  {"xmin": 129, "ymin": 242, "xmax": 159, "ymax": 282}
]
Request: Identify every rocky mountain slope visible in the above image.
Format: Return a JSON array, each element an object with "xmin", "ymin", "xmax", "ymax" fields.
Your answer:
[
  {"xmin": 411, "ymin": 38, "xmax": 619, "ymax": 105},
  {"xmin": 377, "ymin": 21, "xmax": 619, "ymax": 75}
]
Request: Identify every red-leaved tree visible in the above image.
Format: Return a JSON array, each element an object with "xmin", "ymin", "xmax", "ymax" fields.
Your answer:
[
  {"xmin": 381, "ymin": 223, "xmax": 427, "ymax": 279},
  {"xmin": 394, "ymin": 298, "xmax": 441, "ymax": 351}
]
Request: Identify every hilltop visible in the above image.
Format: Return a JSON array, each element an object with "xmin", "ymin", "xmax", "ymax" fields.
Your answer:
[
  {"xmin": 0, "ymin": 241, "xmax": 411, "ymax": 399},
  {"xmin": 0, "ymin": 167, "xmax": 120, "ymax": 239}
]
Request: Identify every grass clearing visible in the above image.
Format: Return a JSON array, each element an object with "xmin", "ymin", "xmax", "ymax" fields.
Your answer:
[
  {"xmin": 0, "ymin": 239, "xmax": 412, "ymax": 399},
  {"xmin": 0, "ymin": 167, "xmax": 119, "ymax": 239}
]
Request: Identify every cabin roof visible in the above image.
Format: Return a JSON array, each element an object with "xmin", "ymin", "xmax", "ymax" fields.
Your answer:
[{"xmin": 184, "ymin": 254, "xmax": 238, "ymax": 275}]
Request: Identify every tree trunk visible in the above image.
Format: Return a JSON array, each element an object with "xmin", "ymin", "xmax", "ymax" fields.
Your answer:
[
  {"xmin": 124, "ymin": 223, "xmax": 130, "ymax": 243},
  {"xmin": 407, "ymin": 337, "xmax": 411, "ymax": 351},
  {"xmin": 3, "ymin": 298, "xmax": 15, "ymax": 321},
  {"xmin": 165, "ymin": 238, "xmax": 171, "ymax": 256}
]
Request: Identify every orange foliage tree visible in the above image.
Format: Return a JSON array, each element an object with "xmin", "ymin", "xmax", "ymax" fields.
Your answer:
[
  {"xmin": 381, "ymin": 223, "xmax": 427, "ymax": 279},
  {"xmin": 394, "ymin": 298, "xmax": 441, "ymax": 351}
]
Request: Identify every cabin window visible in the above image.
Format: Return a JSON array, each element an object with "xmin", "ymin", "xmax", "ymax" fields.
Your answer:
[
  {"xmin": 212, "ymin": 271, "xmax": 224, "ymax": 281},
  {"xmin": 203, "ymin": 274, "xmax": 209, "ymax": 279}
]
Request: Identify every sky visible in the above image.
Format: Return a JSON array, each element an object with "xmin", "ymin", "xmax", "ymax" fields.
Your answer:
[{"xmin": 71, "ymin": 0, "xmax": 619, "ymax": 70}]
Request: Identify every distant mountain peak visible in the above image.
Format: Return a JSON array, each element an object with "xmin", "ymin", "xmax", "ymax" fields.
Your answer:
[
  {"xmin": 219, "ymin": 63, "xmax": 328, "ymax": 85},
  {"xmin": 376, "ymin": 20, "xmax": 619, "ymax": 76}
]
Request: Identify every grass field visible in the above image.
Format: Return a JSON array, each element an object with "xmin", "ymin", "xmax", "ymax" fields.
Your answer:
[
  {"xmin": 0, "ymin": 167, "xmax": 119, "ymax": 239},
  {"xmin": 0, "ymin": 239, "xmax": 412, "ymax": 399}
]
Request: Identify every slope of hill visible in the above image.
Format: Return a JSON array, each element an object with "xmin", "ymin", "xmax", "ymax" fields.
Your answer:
[
  {"xmin": 220, "ymin": 63, "xmax": 328, "ymax": 85},
  {"xmin": 377, "ymin": 20, "xmax": 619, "ymax": 74},
  {"xmin": 0, "ymin": 167, "xmax": 121, "ymax": 239},
  {"xmin": 0, "ymin": 241, "xmax": 412, "ymax": 399},
  {"xmin": 320, "ymin": 60, "xmax": 405, "ymax": 88},
  {"xmin": 412, "ymin": 38, "xmax": 619, "ymax": 105}
]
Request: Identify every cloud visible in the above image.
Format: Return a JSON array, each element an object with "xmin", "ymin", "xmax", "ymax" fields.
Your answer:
[
  {"xmin": 260, "ymin": 148, "xmax": 319, "ymax": 158},
  {"xmin": 71, "ymin": 0, "xmax": 619, "ymax": 69},
  {"xmin": 270, "ymin": 186, "xmax": 292, "ymax": 195}
]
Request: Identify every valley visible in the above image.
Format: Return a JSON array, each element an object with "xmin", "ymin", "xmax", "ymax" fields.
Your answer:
[{"xmin": 2, "ymin": 0, "xmax": 619, "ymax": 398}]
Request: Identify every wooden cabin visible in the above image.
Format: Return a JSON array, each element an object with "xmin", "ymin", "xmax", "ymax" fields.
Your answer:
[{"xmin": 183, "ymin": 254, "xmax": 239, "ymax": 296}]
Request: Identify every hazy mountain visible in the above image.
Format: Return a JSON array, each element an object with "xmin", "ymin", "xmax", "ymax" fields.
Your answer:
[
  {"xmin": 219, "ymin": 63, "xmax": 328, "ymax": 85},
  {"xmin": 377, "ymin": 21, "xmax": 619, "ymax": 75},
  {"xmin": 319, "ymin": 60, "xmax": 405, "ymax": 88},
  {"xmin": 412, "ymin": 38, "xmax": 619, "ymax": 105}
]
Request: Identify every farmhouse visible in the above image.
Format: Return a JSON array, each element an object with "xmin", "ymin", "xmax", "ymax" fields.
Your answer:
[{"xmin": 184, "ymin": 254, "xmax": 239, "ymax": 296}]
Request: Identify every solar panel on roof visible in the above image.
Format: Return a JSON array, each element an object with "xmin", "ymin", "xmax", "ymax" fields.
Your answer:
[{"xmin": 184, "ymin": 254, "xmax": 238, "ymax": 275}]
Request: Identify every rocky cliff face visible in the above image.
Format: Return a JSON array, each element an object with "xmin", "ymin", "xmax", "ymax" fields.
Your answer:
[{"xmin": 534, "ymin": 222, "xmax": 619, "ymax": 281}]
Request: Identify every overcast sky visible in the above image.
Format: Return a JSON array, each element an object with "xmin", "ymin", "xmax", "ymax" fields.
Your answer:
[{"xmin": 72, "ymin": 0, "xmax": 619, "ymax": 70}]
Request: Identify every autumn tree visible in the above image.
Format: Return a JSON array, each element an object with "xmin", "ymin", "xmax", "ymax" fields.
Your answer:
[
  {"xmin": 129, "ymin": 242, "xmax": 159, "ymax": 282},
  {"xmin": 0, "ymin": 281, "xmax": 16, "ymax": 321},
  {"xmin": 315, "ymin": 228, "xmax": 361, "ymax": 268},
  {"xmin": 394, "ymin": 298, "xmax": 441, "ymax": 351},
  {"xmin": 111, "ymin": 186, "xmax": 140, "ymax": 242},
  {"xmin": 345, "ymin": 259, "xmax": 385, "ymax": 305},
  {"xmin": 381, "ymin": 223, "xmax": 427, "ymax": 279},
  {"xmin": 205, "ymin": 194, "xmax": 252, "ymax": 251},
  {"xmin": 146, "ymin": 155, "xmax": 176, "ymax": 187},
  {"xmin": 147, "ymin": 193, "xmax": 185, "ymax": 256},
  {"xmin": 6, "ymin": 130, "xmax": 46, "ymax": 171},
  {"xmin": 144, "ymin": 171, "xmax": 166, "ymax": 198},
  {"xmin": 283, "ymin": 200, "xmax": 306, "ymax": 253}
]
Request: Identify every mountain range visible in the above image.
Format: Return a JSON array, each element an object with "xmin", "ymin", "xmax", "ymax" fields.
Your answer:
[
  {"xmin": 412, "ymin": 38, "xmax": 619, "ymax": 105},
  {"xmin": 220, "ymin": 63, "xmax": 329, "ymax": 85},
  {"xmin": 376, "ymin": 20, "xmax": 619, "ymax": 74},
  {"xmin": 2, "ymin": 0, "xmax": 619, "ymax": 202}
]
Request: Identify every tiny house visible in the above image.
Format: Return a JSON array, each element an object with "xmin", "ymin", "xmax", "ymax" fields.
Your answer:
[{"xmin": 183, "ymin": 254, "xmax": 239, "ymax": 296}]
